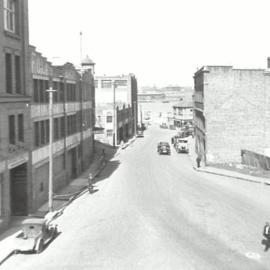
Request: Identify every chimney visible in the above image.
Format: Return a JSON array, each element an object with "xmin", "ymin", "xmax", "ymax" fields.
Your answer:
[{"xmin": 267, "ymin": 57, "xmax": 270, "ymax": 69}]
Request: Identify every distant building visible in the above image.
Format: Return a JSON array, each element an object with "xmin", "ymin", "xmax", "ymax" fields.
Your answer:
[
  {"xmin": 95, "ymin": 74, "xmax": 138, "ymax": 145},
  {"xmin": 193, "ymin": 64, "xmax": 270, "ymax": 165},
  {"xmin": 30, "ymin": 47, "xmax": 95, "ymax": 212},
  {"xmin": 138, "ymin": 93, "xmax": 165, "ymax": 102},
  {"xmin": 0, "ymin": 0, "xmax": 31, "ymax": 232},
  {"xmin": 172, "ymin": 100, "xmax": 193, "ymax": 127}
]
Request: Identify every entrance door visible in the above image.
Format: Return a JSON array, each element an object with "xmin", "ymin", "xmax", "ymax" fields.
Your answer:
[{"xmin": 10, "ymin": 163, "xmax": 28, "ymax": 216}]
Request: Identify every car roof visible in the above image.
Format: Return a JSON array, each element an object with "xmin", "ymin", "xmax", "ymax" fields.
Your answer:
[
  {"xmin": 22, "ymin": 218, "xmax": 46, "ymax": 225},
  {"xmin": 159, "ymin": 142, "xmax": 169, "ymax": 145}
]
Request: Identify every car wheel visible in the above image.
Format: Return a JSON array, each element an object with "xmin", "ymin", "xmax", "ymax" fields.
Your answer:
[{"xmin": 36, "ymin": 239, "xmax": 44, "ymax": 254}]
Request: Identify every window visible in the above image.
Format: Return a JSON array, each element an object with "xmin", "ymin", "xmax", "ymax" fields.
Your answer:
[
  {"xmin": 0, "ymin": 174, "xmax": 3, "ymax": 216},
  {"xmin": 66, "ymin": 83, "xmax": 76, "ymax": 101},
  {"xmin": 33, "ymin": 79, "xmax": 39, "ymax": 102},
  {"xmin": 9, "ymin": 115, "xmax": 15, "ymax": 144},
  {"xmin": 45, "ymin": 120, "xmax": 49, "ymax": 144},
  {"xmin": 44, "ymin": 80, "xmax": 49, "ymax": 103},
  {"xmin": 106, "ymin": 129, "xmax": 113, "ymax": 137},
  {"xmin": 40, "ymin": 121, "xmax": 45, "ymax": 145},
  {"xmin": 4, "ymin": 0, "xmax": 15, "ymax": 33},
  {"xmin": 67, "ymin": 114, "xmax": 77, "ymax": 135},
  {"xmin": 18, "ymin": 114, "xmax": 24, "ymax": 142},
  {"xmin": 39, "ymin": 80, "xmax": 44, "ymax": 103},
  {"xmin": 15, "ymin": 55, "xmax": 21, "ymax": 94},
  {"xmin": 34, "ymin": 121, "xmax": 40, "ymax": 147},
  {"xmin": 53, "ymin": 81, "xmax": 58, "ymax": 103},
  {"xmin": 60, "ymin": 117, "xmax": 65, "ymax": 138},
  {"xmin": 114, "ymin": 80, "xmax": 127, "ymax": 87},
  {"xmin": 59, "ymin": 82, "xmax": 64, "ymax": 102},
  {"xmin": 106, "ymin": 115, "xmax": 113, "ymax": 123},
  {"xmin": 5, "ymin": 53, "xmax": 12, "ymax": 93},
  {"xmin": 101, "ymin": 80, "xmax": 112, "ymax": 88},
  {"xmin": 54, "ymin": 118, "xmax": 59, "ymax": 141}
]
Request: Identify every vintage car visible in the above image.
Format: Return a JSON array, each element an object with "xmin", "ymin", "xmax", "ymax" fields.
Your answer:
[
  {"xmin": 160, "ymin": 123, "xmax": 168, "ymax": 129},
  {"xmin": 15, "ymin": 218, "xmax": 58, "ymax": 254},
  {"xmin": 175, "ymin": 139, "xmax": 189, "ymax": 153},
  {"xmin": 157, "ymin": 142, "xmax": 171, "ymax": 155}
]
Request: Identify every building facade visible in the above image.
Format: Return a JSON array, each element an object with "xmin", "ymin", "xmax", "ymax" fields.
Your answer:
[
  {"xmin": 0, "ymin": 0, "xmax": 31, "ymax": 232},
  {"xmin": 95, "ymin": 74, "xmax": 138, "ymax": 145},
  {"xmin": 172, "ymin": 100, "xmax": 193, "ymax": 128},
  {"xmin": 29, "ymin": 47, "xmax": 95, "ymax": 212},
  {"xmin": 194, "ymin": 65, "xmax": 270, "ymax": 165}
]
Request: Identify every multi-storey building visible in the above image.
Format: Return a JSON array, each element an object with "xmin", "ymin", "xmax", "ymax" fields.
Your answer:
[
  {"xmin": 30, "ymin": 48, "xmax": 95, "ymax": 212},
  {"xmin": 95, "ymin": 74, "xmax": 138, "ymax": 145},
  {"xmin": 172, "ymin": 100, "xmax": 193, "ymax": 128},
  {"xmin": 0, "ymin": 0, "xmax": 31, "ymax": 232},
  {"xmin": 193, "ymin": 65, "xmax": 270, "ymax": 165}
]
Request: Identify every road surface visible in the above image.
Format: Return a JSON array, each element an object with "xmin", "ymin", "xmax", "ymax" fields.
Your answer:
[{"xmin": 2, "ymin": 125, "xmax": 270, "ymax": 269}]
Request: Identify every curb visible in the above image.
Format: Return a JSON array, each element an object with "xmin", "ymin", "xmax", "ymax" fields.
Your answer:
[
  {"xmin": 196, "ymin": 167, "xmax": 270, "ymax": 185},
  {"xmin": 0, "ymin": 250, "xmax": 18, "ymax": 266}
]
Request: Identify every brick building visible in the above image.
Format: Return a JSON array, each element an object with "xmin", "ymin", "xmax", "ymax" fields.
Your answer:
[
  {"xmin": 193, "ymin": 65, "xmax": 270, "ymax": 165},
  {"xmin": 29, "ymin": 47, "xmax": 95, "ymax": 212},
  {"xmin": 95, "ymin": 74, "xmax": 138, "ymax": 145},
  {"xmin": 0, "ymin": 0, "xmax": 31, "ymax": 232}
]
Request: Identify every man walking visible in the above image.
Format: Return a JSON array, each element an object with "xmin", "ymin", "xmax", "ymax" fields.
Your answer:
[{"xmin": 196, "ymin": 154, "xmax": 202, "ymax": 168}]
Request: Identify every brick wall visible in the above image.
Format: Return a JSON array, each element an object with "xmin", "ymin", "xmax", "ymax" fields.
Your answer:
[{"xmin": 204, "ymin": 66, "xmax": 270, "ymax": 164}]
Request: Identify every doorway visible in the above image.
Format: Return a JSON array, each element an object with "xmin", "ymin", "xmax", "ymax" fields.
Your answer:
[{"xmin": 10, "ymin": 163, "xmax": 28, "ymax": 216}]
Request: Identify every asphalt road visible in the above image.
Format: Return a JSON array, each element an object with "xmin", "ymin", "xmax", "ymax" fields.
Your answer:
[{"xmin": 2, "ymin": 125, "xmax": 270, "ymax": 269}]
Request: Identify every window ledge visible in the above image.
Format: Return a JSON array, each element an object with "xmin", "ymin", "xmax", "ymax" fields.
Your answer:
[{"xmin": 4, "ymin": 30, "xmax": 20, "ymax": 40}]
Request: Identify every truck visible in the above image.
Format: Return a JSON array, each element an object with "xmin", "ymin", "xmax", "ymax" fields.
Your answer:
[{"xmin": 175, "ymin": 139, "xmax": 189, "ymax": 153}]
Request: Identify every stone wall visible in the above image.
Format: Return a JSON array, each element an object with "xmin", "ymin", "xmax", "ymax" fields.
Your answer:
[{"xmin": 204, "ymin": 66, "xmax": 270, "ymax": 164}]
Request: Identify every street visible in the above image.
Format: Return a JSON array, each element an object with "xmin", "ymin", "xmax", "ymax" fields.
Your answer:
[{"xmin": 2, "ymin": 125, "xmax": 270, "ymax": 270}]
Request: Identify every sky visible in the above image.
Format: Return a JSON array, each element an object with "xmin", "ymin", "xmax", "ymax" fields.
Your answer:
[{"xmin": 28, "ymin": 0, "xmax": 270, "ymax": 88}]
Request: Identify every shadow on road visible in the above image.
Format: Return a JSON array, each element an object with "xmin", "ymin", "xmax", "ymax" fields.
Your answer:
[{"xmin": 94, "ymin": 160, "xmax": 121, "ymax": 184}]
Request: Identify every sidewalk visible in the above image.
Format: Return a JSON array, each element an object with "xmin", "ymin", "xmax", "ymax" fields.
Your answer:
[
  {"xmin": 196, "ymin": 165, "xmax": 270, "ymax": 186},
  {"xmin": 187, "ymin": 137, "xmax": 270, "ymax": 186},
  {"xmin": 0, "ymin": 140, "xmax": 117, "ymax": 266}
]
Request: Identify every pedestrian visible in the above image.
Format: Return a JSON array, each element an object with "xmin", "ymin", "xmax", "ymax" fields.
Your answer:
[
  {"xmin": 263, "ymin": 222, "xmax": 270, "ymax": 240},
  {"xmin": 196, "ymin": 154, "xmax": 202, "ymax": 168},
  {"xmin": 102, "ymin": 148, "xmax": 105, "ymax": 157}
]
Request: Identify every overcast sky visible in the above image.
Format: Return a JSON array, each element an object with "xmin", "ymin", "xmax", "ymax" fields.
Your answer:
[{"xmin": 28, "ymin": 0, "xmax": 270, "ymax": 88}]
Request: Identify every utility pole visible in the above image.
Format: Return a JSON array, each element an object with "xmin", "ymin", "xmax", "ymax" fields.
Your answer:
[
  {"xmin": 79, "ymin": 32, "xmax": 83, "ymax": 65},
  {"xmin": 140, "ymin": 104, "xmax": 143, "ymax": 126},
  {"xmin": 113, "ymin": 81, "xmax": 116, "ymax": 147},
  {"xmin": 46, "ymin": 87, "xmax": 56, "ymax": 212}
]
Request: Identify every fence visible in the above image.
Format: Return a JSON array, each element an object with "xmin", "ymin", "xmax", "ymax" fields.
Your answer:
[{"xmin": 241, "ymin": 149, "xmax": 270, "ymax": 171}]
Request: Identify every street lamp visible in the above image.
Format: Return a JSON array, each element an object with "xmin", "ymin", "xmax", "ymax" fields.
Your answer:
[{"xmin": 46, "ymin": 87, "xmax": 56, "ymax": 212}]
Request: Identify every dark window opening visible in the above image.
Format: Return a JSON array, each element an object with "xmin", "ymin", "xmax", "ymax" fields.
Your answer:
[
  {"xmin": 5, "ymin": 53, "xmax": 12, "ymax": 93},
  {"xmin": 18, "ymin": 114, "xmax": 24, "ymax": 142},
  {"xmin": 9, "ymin": 115, "xmax": 15, "ymax": 144}
]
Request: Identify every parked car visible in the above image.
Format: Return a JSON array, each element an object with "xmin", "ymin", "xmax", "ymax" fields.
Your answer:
[
  {"xmin": 157, "ymin": 142, "xmax": 171, "ymax": 155},
  {"xmin": 15, "ymin": 218, "xmax": 58, "ymax": 254},
  {"xmin": 175, "ymin": 139, "xmax": 189, "ymax": 153},
  {"xmin": 160, "ymin": 123, "xmax": 168, "ymax": 129},
  {"xmin": 136, "ymin": 130, "xmax": 144, "ymax": 137}
]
